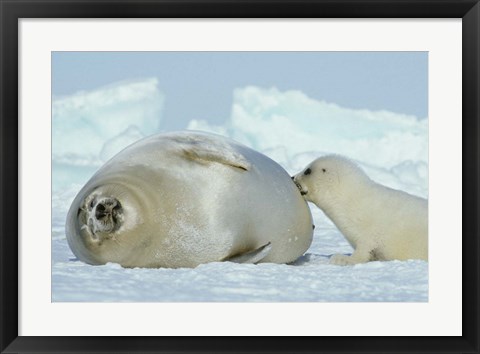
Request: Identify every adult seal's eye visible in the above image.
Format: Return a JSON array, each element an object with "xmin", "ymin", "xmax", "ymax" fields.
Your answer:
[{"xmin": 304, "ymin": 168, "xmax": 311, "ymax": 175}]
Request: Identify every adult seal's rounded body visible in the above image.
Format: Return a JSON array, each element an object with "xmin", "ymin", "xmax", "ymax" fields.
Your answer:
[{"xmin": 66, "ymin": 131, "xmax": 313, "ymax": 268}]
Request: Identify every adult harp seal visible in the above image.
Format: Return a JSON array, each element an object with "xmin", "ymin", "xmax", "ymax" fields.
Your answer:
[{"xmin": 66, "ymin": 131, "xmax": 313, "ymax": 268}]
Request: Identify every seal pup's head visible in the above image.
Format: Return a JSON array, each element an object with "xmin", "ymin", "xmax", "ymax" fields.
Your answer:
[{"xmin": 292, "ymin": 155, "xmax": 371, "ymax": 207}]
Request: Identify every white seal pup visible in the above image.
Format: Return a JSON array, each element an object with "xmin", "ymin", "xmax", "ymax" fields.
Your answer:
[
  {"xmin": 292, "ymin": 155, "xmax": 428, "ymax": 265},
  {"xmin": 66, "ymin": 131, "xmax": 313, "ymax": 268}
]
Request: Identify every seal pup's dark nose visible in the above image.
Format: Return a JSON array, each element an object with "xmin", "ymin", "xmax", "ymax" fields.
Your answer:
[{"xmin": 291, "ymin": 176, "xmax": 295, "ymax": 180}]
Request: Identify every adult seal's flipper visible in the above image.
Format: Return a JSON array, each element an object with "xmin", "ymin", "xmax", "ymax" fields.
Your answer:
[
  {"xmin": 226, "ymin": 242, "xmax": 272, "ymax": 264},
  {"xmin": 170, "ymin": 134, "xmax": 251, "ymax": 171}
]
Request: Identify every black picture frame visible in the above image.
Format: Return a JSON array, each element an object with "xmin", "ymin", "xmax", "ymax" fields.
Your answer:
[{"xmin": 1, "ymin": 1, "xmax": 478, "ymax": 353}]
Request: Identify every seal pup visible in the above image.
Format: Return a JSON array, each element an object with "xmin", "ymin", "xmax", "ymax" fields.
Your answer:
[
  {"xmin": 66, "ymin": 131, "xmax": 313, "ymax": 268},
  {"xmin": 292, "ymin": 155, "xmax": 428, "ymax": 265}
]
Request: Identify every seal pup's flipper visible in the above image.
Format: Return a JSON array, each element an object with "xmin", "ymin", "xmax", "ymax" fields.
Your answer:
[
  {"xmin": 170, "ymin": 134, "xmax": 251, "ymax": 171},
  {"xmin": 225, "ymin": 242, "xmax": 272, "ymax": 264}
]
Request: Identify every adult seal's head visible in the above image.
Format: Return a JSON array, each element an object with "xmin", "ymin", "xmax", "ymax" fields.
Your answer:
[
  {"xmin": 84, "ymin": 195, "xmax": 122, "ymax": 235},
  {"xmin": 66, "ymin": 131, "xmax": 314, "ymax": 268},
  {"xmin": 67, "ymin": 181, "xmax": 144, "ymax": 265}
]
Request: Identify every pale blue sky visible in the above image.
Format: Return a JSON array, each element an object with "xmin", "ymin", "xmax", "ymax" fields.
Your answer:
[{"xmin": 52, "ymin": 52, "xmax": 427, "ymax": 130}]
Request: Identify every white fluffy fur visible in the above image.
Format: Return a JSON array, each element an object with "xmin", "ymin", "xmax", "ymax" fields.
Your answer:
[{"xmin": 293, "ymin": 155, "xmax": 428, "ymax": 265}]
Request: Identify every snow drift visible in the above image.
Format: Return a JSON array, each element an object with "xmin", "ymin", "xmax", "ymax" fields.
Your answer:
[{"xmin": 52, "ymin": 78, "xmax": 164, "ymax": 189}]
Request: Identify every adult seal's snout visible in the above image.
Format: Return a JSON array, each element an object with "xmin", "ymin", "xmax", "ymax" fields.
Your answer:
[
  {"xmin": 94, "ymin": 198, "xmax": 120, "ymax": 220},
  {"xmin": 82, "ymin": 195, "xmax": 124, "ymax": 239}
]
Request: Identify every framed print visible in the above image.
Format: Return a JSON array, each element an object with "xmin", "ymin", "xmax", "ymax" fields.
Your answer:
[{"xmin": 1, "ymin": 0, "xmax": 479, "ymax": 353}]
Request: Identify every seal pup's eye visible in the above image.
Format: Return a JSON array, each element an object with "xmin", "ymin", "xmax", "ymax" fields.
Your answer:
[
  {"xmin": 304, "ymin": 168, "xmax": 311, "ymax": 175},
  {"xmin": 322, "ymin": 168, "xmax": 326, "ymax": 173}
]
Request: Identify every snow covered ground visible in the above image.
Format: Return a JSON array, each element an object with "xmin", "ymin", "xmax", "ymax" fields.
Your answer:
[{"xmin": 52, "ymin": 79, "xmax": 428, "ymax": 302}]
